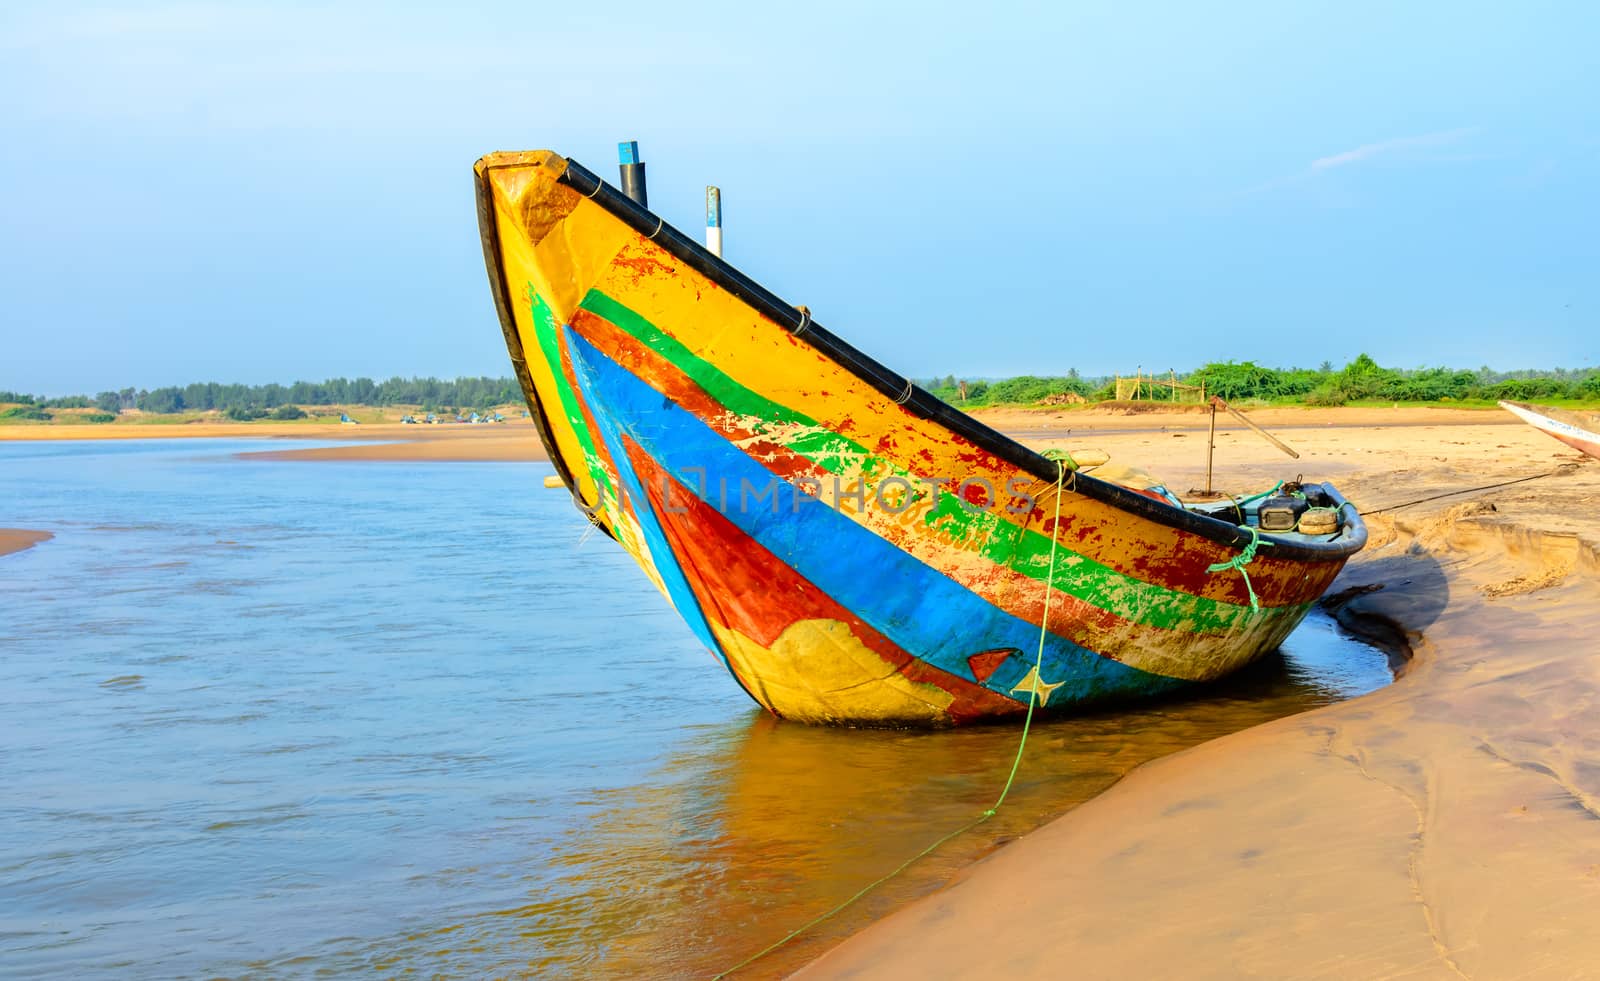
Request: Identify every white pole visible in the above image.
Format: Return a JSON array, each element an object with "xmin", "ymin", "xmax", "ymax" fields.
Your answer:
[{"xmin": 705, "ymin": 185, "xmax": 722, "ymax": 257}]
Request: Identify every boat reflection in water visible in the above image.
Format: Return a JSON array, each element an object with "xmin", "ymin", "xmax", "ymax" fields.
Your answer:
[{"xmin": 370, "ymin": 611, "xmax": 1395, "ymax": 978}]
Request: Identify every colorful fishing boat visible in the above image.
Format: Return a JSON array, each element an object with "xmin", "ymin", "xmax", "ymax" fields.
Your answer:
[
  {"xmin": 1499, "ymin": 400, "xmax": 1600, "ymax": 461},
  {"xmin": 473, "ymin": 149, "xmax": 1368, "ymax": 727}
]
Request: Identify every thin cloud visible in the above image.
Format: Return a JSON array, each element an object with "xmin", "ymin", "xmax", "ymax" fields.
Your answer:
[
  {"xmin": 1310, "ymin": 128, "xmax": 1477, "ymax": 171},
  {"xmin": 1241, "ymin": 127, "xmax": 1479, "ymax": 196}
]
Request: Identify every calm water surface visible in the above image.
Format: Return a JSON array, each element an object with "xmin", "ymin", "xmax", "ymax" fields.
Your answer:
[{"xmin": 0, "ymin": 439, "xmax": 1394, "ymax": 978}]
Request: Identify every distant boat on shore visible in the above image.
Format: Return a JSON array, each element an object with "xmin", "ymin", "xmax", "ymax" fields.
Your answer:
[
  {"xmin": 473, "ymin": 148, "xmax": 1368, "ymax": 726},
  {"xmin": 1499, "ymin": 401, "xmax": 1600, "ymax": 460}
]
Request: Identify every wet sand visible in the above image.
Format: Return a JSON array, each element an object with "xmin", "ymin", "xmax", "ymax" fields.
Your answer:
[
  {"xmin": 802, "ymin": 417, "xmax": 1600, "ymax": 978},
  {"xmin": 0, "ymin": 529, "xmax": 52, "ymax": 557}
]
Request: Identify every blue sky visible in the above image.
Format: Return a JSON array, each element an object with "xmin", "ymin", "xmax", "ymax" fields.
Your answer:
[{"xmin": 1, "ymin": 1, "xmax": 1594, "ymax": 395}]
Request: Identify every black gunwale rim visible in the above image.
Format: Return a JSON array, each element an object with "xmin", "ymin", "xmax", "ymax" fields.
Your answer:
[{"xmin": 476, "ymin": 152, "xmax": 1367, "ymax": 564}]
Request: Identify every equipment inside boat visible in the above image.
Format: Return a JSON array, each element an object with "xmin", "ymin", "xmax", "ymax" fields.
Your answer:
[{"xmin": 1257, "ymin": 493, "xmax": 1309, "ymax": 532}]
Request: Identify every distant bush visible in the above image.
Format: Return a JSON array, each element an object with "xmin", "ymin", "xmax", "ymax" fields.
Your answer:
[
  {"xmin": 1378, "ymin": 367, "xmax": 1478, "ymax": 402},
  {"xmin": 224, "ymin": 406, "xmax": 269, "ymax": 421},
  {"xmin": 271, "ymin": 404, "xmax": 308, "ymax": 420},
  {"xmin": 0, "ymin": 391, "xmax": 35, "ymax": 405},
  {"xmin": 1302, "ymin": 385, "xmax": 1347, "ymax": 407},
  {"xmin": 40, "ymin": 395, "xmax": 91, "ymax": 408},
  {"xmin": 923, "ymin": 374, "xmax": 1096, "ymax": 407},
  {"xmin": 1186, "ymin": 361, "xmax": 1293, "ymax": 401},
  {"xmin": 1, "ymin": 406, "xmax": 51, "ymax": 420},
  {"xmin": 1275, "ymin": 368, "xmax": 1325, "ymax": 397},
  {"xmin": 82, "ymin": 412, "xmax": 116, "ymax": 423},
  {"xmin": 1485, "ymin": 377, "xmax": 1572, "ymax": 401},
  {"xmin": 983, "ymin": 375, "xmax": 1092, "ymax": 404},
  {"xmin": 1323, "ymin": 354, "xmax": 1392, "ymax": 400}
]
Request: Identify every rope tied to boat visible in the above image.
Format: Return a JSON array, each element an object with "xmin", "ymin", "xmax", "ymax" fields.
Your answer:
[
  {"xmin": 1041, "ymin": 447, "xmax": 1078, "ymax": 469},
  {"xmin": 712, "ymin": 462, "xmax": 1069, "ymax": 979},
  {"xmin": 1359, "ymin": 464, "xmax": 1581, "ymax": 515},
  {"xmin": 985, "ymin": 459, "xmax": 1067, "ymax": 815},
  {"xmin": 1206, "ymin": 526, "xmax": 1273, "ymax": 611}
]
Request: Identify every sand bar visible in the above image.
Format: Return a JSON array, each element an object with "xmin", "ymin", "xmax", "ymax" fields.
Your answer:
[
  {"xmin": 0, "ymin": 421, "xmax": 551, "ymax": 462},
  {"xmin": 0, "ymin": 529, "xmax": 52, "ymax": 557},
  {"xmin": 240, "ymin": 427, "xmax": 550, "ymax": 462},
  {"xmin": 802, "ymin": 421, "xmax": 1600, "ymax": 977}
]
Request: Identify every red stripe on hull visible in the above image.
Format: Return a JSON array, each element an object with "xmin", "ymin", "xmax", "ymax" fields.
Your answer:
[{"xmin": 621, "ymin": 435, "xmax": 1024, "ymax": 724}]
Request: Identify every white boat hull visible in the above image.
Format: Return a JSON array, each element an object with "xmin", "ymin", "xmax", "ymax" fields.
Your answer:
[{"xmin": 1500, "ymin": 400, "xmax": 1600, "ymax": 460}]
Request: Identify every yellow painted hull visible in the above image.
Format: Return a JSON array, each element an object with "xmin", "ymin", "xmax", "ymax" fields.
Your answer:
[{"xmin": 474, "ymin": 150, "xmax": 1367, "ymax": 726}]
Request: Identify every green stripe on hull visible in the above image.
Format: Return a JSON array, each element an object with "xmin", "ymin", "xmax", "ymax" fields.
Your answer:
[
  {"xmin": 576, "ymin": 289, "xmax": 1309, "ymax": 635},
  {"xmin": 527, "ymin": 289, "xmax": 618, "ymax": 507}
]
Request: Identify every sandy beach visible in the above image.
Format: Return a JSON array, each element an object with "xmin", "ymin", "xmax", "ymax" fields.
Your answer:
[
  {"xmin": 800, "ymin": 411, "xmax": 1600, "ymax": 978},
  {"xmin": 0, "ymin": 529, "xmax": 52, "ymax": 558},
  {"xmin": 7, "ymin": 405, "xmax": 1600, "ymax": 975}
]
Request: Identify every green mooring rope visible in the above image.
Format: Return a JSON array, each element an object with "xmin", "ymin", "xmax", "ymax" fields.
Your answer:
[
  {"xmin": 1229, "ymin": 480, "xmax": 1283, "ymax": 507},
  {"xmin": 713, "ymin": 464, "xmax": 1070, "ymax": 979},
  {"xmin": 1206, "ymin": 525, "xmax": 1273, "ymax": 610}
]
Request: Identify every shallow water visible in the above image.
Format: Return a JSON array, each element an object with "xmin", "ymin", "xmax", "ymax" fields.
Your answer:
[{"xmin": 0, "ymin": 439, "xmax": 1394, "ymax": 978}]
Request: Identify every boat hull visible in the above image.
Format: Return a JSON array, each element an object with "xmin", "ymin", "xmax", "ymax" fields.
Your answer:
[
  {"xmin": 1500, "ymin": 401, "xmax": 1600, "ymax": 461},
  {"xmin": 475, "ymin": 150, "xmax": 1367, "ymax": 726}
]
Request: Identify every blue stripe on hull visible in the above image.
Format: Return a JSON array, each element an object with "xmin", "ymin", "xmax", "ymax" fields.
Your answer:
[
  {"xmin": 562, "ymin": 330, "xmax": 1185, "ymax": 705},
  {"xmin": 558, "ymin": 326, "xmax": 728, "ymax": 664}
]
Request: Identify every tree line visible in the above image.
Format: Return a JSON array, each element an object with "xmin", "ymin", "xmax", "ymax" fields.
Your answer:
[
  {"xmin": 0, "ymin": 377, "xmax": 527, "ymax": 415},
  {"xmin": 919, "ymin": 356, "xmax": 1600, "ymax": 407},
  {"xmin": 5, "ymin": 357, "xmax": 1597, "ymax": 418}
]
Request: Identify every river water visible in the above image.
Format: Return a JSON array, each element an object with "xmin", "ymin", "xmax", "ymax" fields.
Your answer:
[{"xmin": 0, "ymin": 439, "xmax": 1394, "ymax": 978}]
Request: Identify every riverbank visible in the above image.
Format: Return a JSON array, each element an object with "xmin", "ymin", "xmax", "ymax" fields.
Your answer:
[
  {"xmin": 0, "ymin": 529, "xmax": 52, "ymax": 558},
  {"xmin": 0, "ymin": 420, "xmax": 551, "ymax": 462},
  {"xmin": 801, "ymin": 429, "xmax": 1600, "ymax": 976},
  {"xmin": 0, "ymin": 405, "xmax": 1526, "ymax": 464}
]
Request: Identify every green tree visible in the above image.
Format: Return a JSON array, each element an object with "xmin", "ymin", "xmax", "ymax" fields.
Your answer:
[
  {"xmin": 1333, "ymin": 354, "xmax": 1400, "ymax": 400},
  {"xmin": 139, "ymin": 388, "xmax": 185, "ymax": 413}
]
